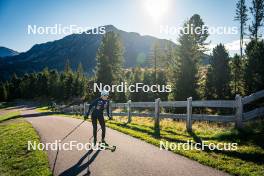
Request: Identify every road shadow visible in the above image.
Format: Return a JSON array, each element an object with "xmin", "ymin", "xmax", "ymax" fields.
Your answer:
[
  {"xmin": 121, "ymin": 120, "xmax": 190, "ymax": 138},
  {"xmin": 20, "ymin": 111, "xmax": 63, "ymax": 118},
  {"xmin": 0, "ymin": 109, "xmax": 76, "ymax": 125},
  {"xmin": 188, "ymin": 131, "xmax": 203, "ymax": 144},
  {"xmin": 4, "ymin": 105, "xmax": 26, "ymax": 110},
  {"xmin": 109, "ymin": 121, "xmax": 191, "ymax": 143},
  {"xmin": 188, "ymin": 130, "xmax": 264, "ymax": 164},
  {"xmin": 59, "ymin": 149, "xmax": 101, "ymax": 176}
]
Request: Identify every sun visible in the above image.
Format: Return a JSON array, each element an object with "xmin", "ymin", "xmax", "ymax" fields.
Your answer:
[{"xmin": 144, "ymin": 0, "xmax": 169, "ymax": 21}]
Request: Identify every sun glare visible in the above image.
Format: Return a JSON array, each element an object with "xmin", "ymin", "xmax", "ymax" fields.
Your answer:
[{"xmin": 144, "ymin": 0, "xmax": 169, "ymax": 21}]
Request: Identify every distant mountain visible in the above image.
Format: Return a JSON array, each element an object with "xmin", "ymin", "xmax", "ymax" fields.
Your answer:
[
  {"xmin": 0, "ymin": 47, "xmax": 19, "ymax": 57},
  {"xmin": 0, "ymin": 25, "xmax": 174, "ymax": 80},
  {"xmin": 0, "ymin": 25, "xmax": 210, "ymax": 80}
]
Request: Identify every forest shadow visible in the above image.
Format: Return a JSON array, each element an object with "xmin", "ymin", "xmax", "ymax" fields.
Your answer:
[{"xmin": 188, "ymin": 130, "xmax": 264, "ymax": 164}]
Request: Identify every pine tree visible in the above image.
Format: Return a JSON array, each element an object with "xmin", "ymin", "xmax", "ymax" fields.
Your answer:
[
  {"xmin": 142, "ymin": 69, "xmax": 155, "ymax": 101},
  {"xmin": 29, "ymin": 73, "xmax": 38, "ymax": 98},
  {"xmin": 156, "ymin": 70, "xmax": 169, "ymax": 101},
  {"xmin": 173, "ymin": 14, "xmax": 209, "ymax": 100},
  {"xmin": 244, "ymin": 40, "xmax": 264, "ymax": 93},
  {"xmin": 149, "ymin": 41, "xmax": 165, "ymax": 84},
  {"xmin": 64, "ymin": 59, "xmax": 72, "ymax": 73},
  {"xmin": 113, "ymin": 77, "xmax": 127, "ymax": 102},
  {"xmin": 164, "ymin": 41, "xmax": 177, "ymax": 74},
  {"xmin": 48, "ymin": 70, "xmax": 60, "ymax": 99},
  {"xmin": 230, "ymin": 54, "xmax": 244, "ymax": 95},
  {"xmin": 95, "ymin": 32, "xmax": 124, "ymax": 101},
  {"xmin": 64, "ymin": 72, "xmax": 74, "ymax": 99},
  {"xmin": 234, "ymin": 0, "xmax": 248, "ymax": 57},
  {"xmin": 36, "ymin": 71, "xmax": 48, "ymax": 97},
  {"xmin": 188, "ymin": 14, "xmax": 209, "ymax": 53},
  {"xmin": 0, "ymin": 82, "xmax": 8, "ymax": 101},
  {"xmin": 129, "ymin": 67, "xmax": 143, "ymax": 101},
  {"xmin": 20, "ymin": 73, "xmax": 32, "ymax": 99},
  {"xmin": 9, "ymin": 73, "xmax": 21, "ymax": 99},
  {"xmin": 175, "ymin": 33, "xmax": 198, "ymax": 100},
  {"xmin": 77, "ymin": 62, "xmax": 84, "ymax": 77},
  {"xmin": 249, "ymin": 0, "xmax": 264, "ymax": 40},
  {"xmin": 74, "ymin": 63, "xmax": 85, "ymax": 97},
  {"xmin": 205, "ymin": 44, "xmax": 231, "ymax": 99}
]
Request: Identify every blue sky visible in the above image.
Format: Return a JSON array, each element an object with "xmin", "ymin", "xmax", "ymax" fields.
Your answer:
[{"xmin": 0, "ymin": 0, "xmax": 253, "ymax": 55}]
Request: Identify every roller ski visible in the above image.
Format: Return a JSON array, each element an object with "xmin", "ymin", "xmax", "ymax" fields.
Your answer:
[{"xmin": 99, "ymin": 140, "xmax": 116, "ymax": 152}]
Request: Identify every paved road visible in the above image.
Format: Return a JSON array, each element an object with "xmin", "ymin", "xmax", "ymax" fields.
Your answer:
[{"xmin": 19, "ymin": 106, "xmax": 229, "ymax": 176}]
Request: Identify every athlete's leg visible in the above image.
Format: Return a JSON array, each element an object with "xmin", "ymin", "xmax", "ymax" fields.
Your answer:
[
  {"xmin": 98, "ymin": 115, "xmax": 106, "ymax": 141},
  {"xmin": 91, "ymin": 115, "xmax": 97, "ymax": 144}
]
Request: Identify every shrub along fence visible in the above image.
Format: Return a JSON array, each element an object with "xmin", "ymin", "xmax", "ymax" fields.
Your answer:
[{"xmin": 55, "ymin": 90, "xmax": 264, "ymax": 135}]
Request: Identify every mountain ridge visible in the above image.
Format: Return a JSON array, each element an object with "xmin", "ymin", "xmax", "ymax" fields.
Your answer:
[
  {"xmin": 0, "ymin": 46, "xmax": 19, "ymax": 58},
  {"xmin": 0, "ymin": 25, "xmax": 174, "ymax": 80}
]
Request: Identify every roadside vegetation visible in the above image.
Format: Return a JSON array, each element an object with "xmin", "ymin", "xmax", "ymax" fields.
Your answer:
[
  {"xmin": 0, "ymin": 110, "xmax": 51, "ymax": 175},
  {"xmin": 0, "ymin": 111, "xmax": 20, "ymax": 122},
  {"xmin": 35, "ymin": 105, "xmax": 264, "ymax": 176},
  {"xmin": 107, "ymin": 116, "xmax": 264, "ymax": 176}
]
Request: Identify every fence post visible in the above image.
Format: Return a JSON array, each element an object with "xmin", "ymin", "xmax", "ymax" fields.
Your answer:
[
  {"xmin": 109, "ymin": 101, "xmax": 113, "ymax": 118},
  {"xmin": 127, "ymin": 100, "xmax": 132, "ymax": 123},
  {"xmin": 83, "ymin": 102, "xmax": 86, "ymax": 115},
  {"xmin": 235, "ymin": 94, "xmax": 243, "ymax": 129},
  {"xmin": 154, "ymin": 98, "xmax": 161, "ymax": 136},
  {"xmin": 186, "ymin": 97, "xmax": 192, "ymax": 132}
]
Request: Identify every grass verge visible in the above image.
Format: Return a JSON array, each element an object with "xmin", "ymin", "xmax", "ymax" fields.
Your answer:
[
  {"xmin": 107, "ymin": 116, "xmax": 264, "ymax": 176},
  {"xmin": 0, "ymin": 112, "xmax": 52, "ymax": 176},
  {"xmin": 37, "ymin": 105, "xmax": 264, "ymax": 176},
  {"xmin": 0, "ymin": 111, "xmax": 20, "ymax": 122}
]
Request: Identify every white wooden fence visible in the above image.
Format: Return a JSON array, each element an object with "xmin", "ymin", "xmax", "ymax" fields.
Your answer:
[{"xmin": 54, "ymin": 89, "xmax": 264, "ymax": 133}]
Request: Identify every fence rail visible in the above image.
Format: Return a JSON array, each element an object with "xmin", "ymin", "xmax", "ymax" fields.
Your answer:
[
  {"xmin": 192, "ymin": 100, "xmax": 235, "ymax": 108},
  {"xmin": 243, "ymin": 107, "xmax": 264, "ymax": 121},
  {"xmin": 55, "ymin": 89, "xmax": 264, "ymax": 134},
  {"xmin": 242, "ymin": 89, "xmax": 264, "ymax": 104}
]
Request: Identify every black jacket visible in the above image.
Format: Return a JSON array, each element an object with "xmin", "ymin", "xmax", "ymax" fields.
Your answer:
[{"xmin": 86, "ymin": 97, "xmax": 110, "ymax": 117}]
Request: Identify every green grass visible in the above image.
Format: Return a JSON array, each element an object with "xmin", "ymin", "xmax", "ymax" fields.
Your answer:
[
  {"xmin": 0, "ymin": 112, "xmax": 52, "ymax": 176},
  {"xmin": 36, "ymin": 106, "xmax": 51, "ymax": 113},
  {"xmin": 106, "ymin": 116, "xmax": 264, "ymax": 176},
  {"xmin": 37, "ymin": 105, "xmax": 264, "ymax": 176},
  {"xmin": 0, "ymin": 111, "xmax": 20, "ymax": 122}
]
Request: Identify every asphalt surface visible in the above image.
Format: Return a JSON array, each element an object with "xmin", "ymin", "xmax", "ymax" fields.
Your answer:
[{"xmin": 19, "ymin": 106, "xmax": 229, "ymax": 176}]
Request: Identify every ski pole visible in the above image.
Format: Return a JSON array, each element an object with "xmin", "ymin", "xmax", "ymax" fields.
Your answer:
[
  {"xmin": 61, "ymin": 120, "xmax": 85, "ymax": 141},
  {"xmin": 52, "ymin": 120, "xmax": 85, "ymax": 175},
  {"xmin": 87, "ymin": 127, "xmax": 101, "ymax": 175}
]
